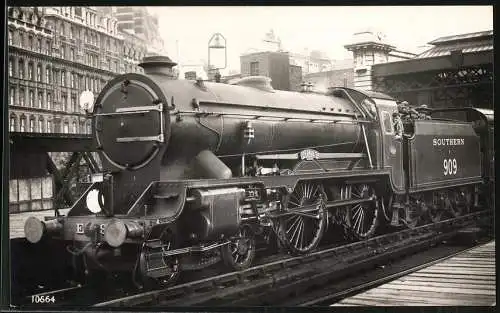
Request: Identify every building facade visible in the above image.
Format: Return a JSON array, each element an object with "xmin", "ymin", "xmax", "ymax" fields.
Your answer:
[
  {"xmin": 304, "ymin": 68, "xmax": 354, "ymax": 92},
  {"xmin": 7, "ymin": 6, "xmax": 149, "ymax": 135},
  {"xmin": 100, "ymin": 6, "xmax": 165, "ymax": 56},
  {"xmin": 7, "ymin": 6, "xmax": 158, "ymax": 213},
  {"xmin": 289, "ymin": 51, "xmax": 334, "ymax": 75},
  {"xmin": 344, "ymin": 30, "xmax": 415, "ymax": 91}
]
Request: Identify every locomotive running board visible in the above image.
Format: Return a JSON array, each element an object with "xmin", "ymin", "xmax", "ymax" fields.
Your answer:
[{"xmin": 255, "ymin": 152, "xmax": 366, "ymax": 160}]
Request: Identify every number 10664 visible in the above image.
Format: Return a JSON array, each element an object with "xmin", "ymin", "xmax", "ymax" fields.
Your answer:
[{"xmin": 31, "ymin": 295, "xmax": 55, "ymax": 304}]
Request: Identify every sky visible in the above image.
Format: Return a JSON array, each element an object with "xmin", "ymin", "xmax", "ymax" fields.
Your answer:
[{"xmin": 151, "ymin": 6, "xmax": 493, "ymax": 75}]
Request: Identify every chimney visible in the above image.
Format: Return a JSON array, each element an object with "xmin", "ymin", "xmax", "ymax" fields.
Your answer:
[{"xmin": 138, "ymin": 55, "xmax": 178, "ymax": 79}]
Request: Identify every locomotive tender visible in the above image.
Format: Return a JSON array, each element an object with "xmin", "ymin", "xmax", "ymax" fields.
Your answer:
[{"xmin": 24, "ymin": 56, "xmax": 494, "ymax": 287}]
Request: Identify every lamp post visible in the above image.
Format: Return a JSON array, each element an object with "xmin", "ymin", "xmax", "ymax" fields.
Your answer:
[{"xmin": 208, "ymin": 33, "xmax": 227, "ymax": 82}]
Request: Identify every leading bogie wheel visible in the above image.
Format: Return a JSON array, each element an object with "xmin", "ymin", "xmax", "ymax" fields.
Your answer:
[{"xmin": 221, "ymin": 225, "xmax": 256, "ymax": 271}]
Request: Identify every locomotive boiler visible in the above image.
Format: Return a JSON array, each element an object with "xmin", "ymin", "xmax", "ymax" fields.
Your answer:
[{"xmin": 24, "ymin": 56, "xmax": 494, "ymax": 288}]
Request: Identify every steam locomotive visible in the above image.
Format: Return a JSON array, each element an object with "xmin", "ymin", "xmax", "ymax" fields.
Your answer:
[{"xmin": 24, "ymin": 56, "xmax": 494, "ymax": 288}]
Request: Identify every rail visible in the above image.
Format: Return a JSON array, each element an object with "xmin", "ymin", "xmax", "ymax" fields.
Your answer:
[{"xmin": 93, "ymin": 210, "xmax": 490, "ymax": 307}]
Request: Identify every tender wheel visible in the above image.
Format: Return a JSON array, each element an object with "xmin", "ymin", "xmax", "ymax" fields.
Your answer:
[
  {"xmin": 450, "ymin": 187, "xmax": 473, "ymax": 216},
  {"xmin": 221, "ymin": 226, "xmax": 256, "ymax": 271},
  {"xmin": 428, "ymin": 191, "xmax": 444, "ymax": 223},
  {"xmin": 278, "ymin": 181, "xmax": 327, "ymax": 255},
  {"xmin": 345, "ymin": 184, "xmax": 379, "ymax": 240}
]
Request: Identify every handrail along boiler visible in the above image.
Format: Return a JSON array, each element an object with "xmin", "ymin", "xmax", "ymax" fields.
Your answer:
[{"xmin": 24, "ymin": 56, "xmax": 494, "ymax": 287}]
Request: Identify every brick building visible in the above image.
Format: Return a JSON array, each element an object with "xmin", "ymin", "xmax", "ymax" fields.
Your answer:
[{"xmin": 240, "ymin": 51, "xmax": 292, "ymax": 91}]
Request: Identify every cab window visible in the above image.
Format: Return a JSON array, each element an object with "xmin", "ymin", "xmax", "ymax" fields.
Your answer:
[{"xmin": 382, "ymin": 111, "xmax": 393, "ymax": 134}]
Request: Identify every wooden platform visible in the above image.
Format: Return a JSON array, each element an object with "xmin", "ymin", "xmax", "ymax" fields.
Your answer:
[
  {"xmin": 332, "ymin": 241, "xmax": 496, "ymax": 306},
  {"xmin": 10, "ymin": 208, "xmax": 70, "ymax": 239}
]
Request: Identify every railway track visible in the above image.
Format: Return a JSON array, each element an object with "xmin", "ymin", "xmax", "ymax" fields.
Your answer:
[
  {"xmin": 91, "ymin": 210, "xmax": 490, "ymax": 307},
  {"xmin": 283, "ymin": 236, "xmax": 492, "ymax": 306}
]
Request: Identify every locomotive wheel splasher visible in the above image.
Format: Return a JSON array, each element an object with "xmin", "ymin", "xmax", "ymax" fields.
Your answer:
[{"xmin": 278, "ymin": 182, "xmax": 327, "ymax": 255}]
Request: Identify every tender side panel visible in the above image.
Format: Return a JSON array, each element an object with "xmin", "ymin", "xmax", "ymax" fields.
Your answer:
[{"xmin": 407, "ymin": 120, "xmax": 482, "ymax": 191}]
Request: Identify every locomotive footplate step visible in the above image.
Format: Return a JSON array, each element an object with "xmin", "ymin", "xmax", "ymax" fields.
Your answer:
[{"xmin": 331, "ymin": 240, "xmax": 495, "ymax": 306}]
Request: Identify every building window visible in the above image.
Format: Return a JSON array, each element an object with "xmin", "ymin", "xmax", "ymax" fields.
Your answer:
[
  {"xmin": 19, "ymin": 89, "xmax": 25, "ymax": 106},
  {"xmin": 28, "ymin": 63, "xmax": 34, "ymax": 80},
  {"xmin": 71, "ymin": 48, "xmax": 75, "ymax": 61},
  {"xmin": 20, "ymin": 33, "xmax": 24, "ymax": 48},
  {"xmin": 72, "ymin": 121, "xmax": 77, "ymax": 134},
  {"xmin": 71, "ymin": 96, "xmax": 77, "ymax": 112},
  {"xmin": 63, "ymin": 122, "xmax": 69, "ymax": 134},
  {"xmin": 37, "ymin": 64, "xmax": 42, "ymax": 81},
  {"xmin": 38, "ymin": 119, "xmax": 44, "ymax": 133},
  {"xmin": 9, "ymin": 59, "xmax": 13, "ymax": 76},
  {"xmin": 8, "ymin": 30, "xmax": 13, "ymax": 45},
  {"xmin": 29, "ymin": 90, "xmax": 34, "ymax": 107},
  {"xmin": 61, "ymin": 71, "xmax": 66, "ymax": 86},
  {"xmin": 19, "ymin": 60, "xmax": 24, "ymax": 79},
  {"xmin": 62, "ymin": 94, "xmax": 67, "ymax": 111},
  {"xmin": 250, "ymin": 62, "xmax": 259, "ymax": 76},
  {"xmin": 20, "ymin": 118, "xmax": 26, "ymax": 132},
  {"xmin": 29, "ymin": 36, "xmax": 34, "ymax": 50},
  {"xmin": 70, "ymin": 73, "xmax": 75, "ymax": 88},
  {"xmin": 9, "ymin": 88, "xmax": 15, "ymax": 105},
  {"xmin": 61, "ymin": 44, "xmax": 66, "ymax": 58},
  {"xmin": 356, "ymin": 54, "xmax": 363, "ymax": 66},
  {"xmin": 10, "ymin": 115, "xmax": 16, "ymax": 132},
  {"xmin": 45, "ymin": 40, "xmax": 51, "ymax": 54},
  {"xmin": 37, "ymin": 38, "xmax": 42, "ymax": 52},
  {"xmin": 47, "ymin": 93, "xmax": 52, "ymax": 110},
  {"xmin": 29, "ymin": 119, "xmax": 35, "ymax": 132},
  {"xmin": 46, "ymin": 67, "xmax": 50, "ymax": 83},
  {"xmin": 47, "ymin": 120, "xmax": 52, "ymax": 132},
  {"xmin": 70, "ymin": 26, "xmax": 74, "ymax": 38},
  {"xmin": 38, "ymin": 92, "xmax": 43, "ymax": 108}
]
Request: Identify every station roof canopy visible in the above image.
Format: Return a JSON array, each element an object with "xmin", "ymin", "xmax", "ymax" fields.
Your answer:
[
  {"xmin": 372, "ymin": 30, "xmax": 493, "ymax": 77},
  {"xmin": 417, "ymin": 30, "xmax": 493, "ymax": 59}
]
